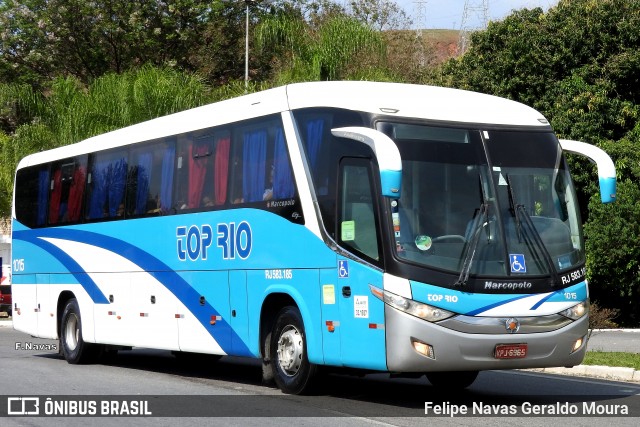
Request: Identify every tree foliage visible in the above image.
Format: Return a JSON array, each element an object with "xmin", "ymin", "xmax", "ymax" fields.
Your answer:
[
  {"xmin": 0, "ymin": 66, "xmax": 210, "ymax": 216},
  {"xmin": 0, "ymin": 0, "xmax": 280, "ymax": 87},
  {"xmin": 438, "ymin": 0, "xmax": 640, "ymax": 325},
  {"xmin": 256, "ymin": 9, "xmax": 390, "ymax": 83},
  {"xmin": 347, "ymin": 0, "xmax": 412, "ymax": 31}
]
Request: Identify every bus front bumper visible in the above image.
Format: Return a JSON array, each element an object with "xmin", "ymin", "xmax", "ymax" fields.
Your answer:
[{"xmin": 385, "ymin": 305, "xmax": 588, "ymax": 373}]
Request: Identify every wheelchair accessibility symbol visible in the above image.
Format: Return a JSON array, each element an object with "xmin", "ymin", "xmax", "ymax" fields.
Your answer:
[
  {"xmin": 338, "ymin": 260, "xmax": 349, "ymax": 278},
  {"xmin": 510, "ymin": 254, "xmax": 527, "ymax": 273}
]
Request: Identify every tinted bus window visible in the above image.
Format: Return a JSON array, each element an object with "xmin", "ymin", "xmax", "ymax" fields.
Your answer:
[
  {"xmin": 48, "ymin": 156, "xmax": 88, "ymax": 225},
  {"xmin": 15, "ymin": 165, "xmax": 49, "ymax": 228},
  {"xmin": 175, "ymin": 130, "xmax": 230, "ymax": 211},
  {"xmin": 127, "ymin": 138, "xmax": 176, "ymax": 217},
  {"xmin": 86, "ymin": 149, "xmax": 128, "ymax": 220}
]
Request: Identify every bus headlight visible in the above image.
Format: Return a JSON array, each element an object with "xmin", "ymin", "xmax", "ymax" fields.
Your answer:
[
  {"xmin": 370, "ymin": 285, "xmax": 455, "ymax": 322},
  {"xmin": 559, "ymin": 300, "xmax": 588, "ymax": 320}
]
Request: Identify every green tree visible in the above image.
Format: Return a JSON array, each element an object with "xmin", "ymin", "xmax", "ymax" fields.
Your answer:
[
  {"xmin": 347, "ymin": 0, "xmax": 412, "ymax": 31},
  {"xmin": 256, "ymin": 10, "xmax": 390, "ymax": 83},
  {"xmin": 0, "ymin": 0, "xmax": 283, "ymax": 87}
]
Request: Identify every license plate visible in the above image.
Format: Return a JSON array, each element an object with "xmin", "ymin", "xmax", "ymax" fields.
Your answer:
[{"xmin": 494, "ymin": 343, "xmax": 528, "ymax": 359}]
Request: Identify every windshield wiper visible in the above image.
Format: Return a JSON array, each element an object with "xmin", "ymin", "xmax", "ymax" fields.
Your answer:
[
  {"xmin": 454, "ymin": 202, "xmax": 488, "ymax": 287},
  {"xmin": 506, "ymin": 175, "xmax": 561, "ymax": 287}
]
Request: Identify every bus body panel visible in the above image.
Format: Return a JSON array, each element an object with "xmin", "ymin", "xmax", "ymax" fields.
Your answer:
[
  {"xmin": 333, "ymin": 258, "xmax": 387, "ymax": 371},
  {"xmin": 253, "ymin": 270, "xmax": 324, "ymax": 363}
]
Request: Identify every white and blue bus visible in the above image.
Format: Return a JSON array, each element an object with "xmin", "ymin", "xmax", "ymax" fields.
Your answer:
[{"xmin": 11, "ymin": 82, "xmax": 616, "ymax": 393}]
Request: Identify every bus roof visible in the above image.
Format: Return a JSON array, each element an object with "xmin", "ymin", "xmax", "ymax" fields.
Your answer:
[
  {"xmin": 285, "ymin": 81, "xmax": 549, "ymax": 127},
  {"xmin": 16, "ymin": 81, "xmax": 549, "ymax": 170}
]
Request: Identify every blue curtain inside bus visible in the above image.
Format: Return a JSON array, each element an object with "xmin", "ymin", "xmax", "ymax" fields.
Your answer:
[
  {"xmin": 305, "ymin": 119, "xmax": 326, "ymax": 195},
  {"xmin": 37, "ymin": 169, "xmax": 50, "ymax": 226},
  {"xmin": 306, "ymin": 119, "xmax": 323, "ymax": 170},
  {"xmin": 89, "ymin": 157, "xmax": 127, "ymax": 219},
  {"xmin": 273, "ymin": 128, "xmax": 294, "ymax": 199},
  {"xmin": 242, "ymin": 129, "xmax": 267, "ymax": 202},
  {"xmin": 108, "ymin": 158, "xmax": 127, "ymax": 217}
]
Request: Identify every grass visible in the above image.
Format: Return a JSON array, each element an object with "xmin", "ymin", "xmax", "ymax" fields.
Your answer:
[{"xmin": 583, "ymin": 351, "xmax": 640, "ymax": 370}]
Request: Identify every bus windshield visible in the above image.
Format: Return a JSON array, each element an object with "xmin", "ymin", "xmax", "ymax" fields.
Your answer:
[{"xmin": 380, "ymin": 122, "xmax": 584, "ymax": 280}]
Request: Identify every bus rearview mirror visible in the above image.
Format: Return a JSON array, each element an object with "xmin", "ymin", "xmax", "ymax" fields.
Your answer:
[
  {"xmin": 559, "ymin": 139, "xmax": 616, "ymax": 204},
  {"xmin": 331, "ymin": 127, "xmax": 402, "ymax": 198}
]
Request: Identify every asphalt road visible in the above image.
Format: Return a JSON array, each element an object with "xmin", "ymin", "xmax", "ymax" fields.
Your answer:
[
  {"xmin": 1, "ymin": 326, "xmax": 639, "ymax": 426},
  {"xmin": 588, "ymin": 330, "xmax": 640, "ymax": 353}
]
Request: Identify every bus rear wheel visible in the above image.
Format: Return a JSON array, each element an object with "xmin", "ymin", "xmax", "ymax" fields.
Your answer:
[
  {"xmin": 60, "ymin": 298, "xmax": 98, "ymax": 364},
  {"xmin": 426, "ymin": 371, "xmax": 479, "ymax": 389},
  {"xmin": 269, "ymin": 306, "xmax": 317, "ymax": 394}
]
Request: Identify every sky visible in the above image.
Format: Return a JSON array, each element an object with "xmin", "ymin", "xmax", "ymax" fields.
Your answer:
[{"xmin": 395, "ymin": 0, "xmax": 560, "ymax": 29}]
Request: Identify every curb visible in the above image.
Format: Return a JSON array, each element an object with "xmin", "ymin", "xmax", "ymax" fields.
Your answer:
[{"xmin": 526, "ymin": 365, "xmax": 640, "ymax": 383}]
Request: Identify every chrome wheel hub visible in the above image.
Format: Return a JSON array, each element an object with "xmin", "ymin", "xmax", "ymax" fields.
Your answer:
[{"xmin": 277, "ymin": 325, "xmax": 303, "ymax": 376}]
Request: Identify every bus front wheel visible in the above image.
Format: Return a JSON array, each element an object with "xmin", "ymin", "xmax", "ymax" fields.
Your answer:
[
  {"xmin": 60, "ymin": 298, "xmax": 97, "ymax": 364},
  {"xmin": 269, "ymin": 306, "xmax": 317, "ymax": 394}
]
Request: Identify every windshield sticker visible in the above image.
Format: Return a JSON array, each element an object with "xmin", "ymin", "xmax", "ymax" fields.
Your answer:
[
  {"xmin": 341, "ymin": 220, "xmax": 355, "ymax": 241},
  {"xmin": 415, "ymin": 235, "xmax": 432, "ymax": 251},
  {"xmin": 510, "ymin": 254, "xmax": 527, "ymax": 273}
]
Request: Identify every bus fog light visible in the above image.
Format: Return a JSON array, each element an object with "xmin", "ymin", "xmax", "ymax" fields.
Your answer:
[
  {"xmin": 571, "ymin": 335, "xmax": 586, "ymax": 354},
  {"xmin": 411, "ymin": 339, "xmax": 435, "ymax": 359}
]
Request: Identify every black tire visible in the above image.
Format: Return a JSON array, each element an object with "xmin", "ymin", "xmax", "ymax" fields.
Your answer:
[
  {"xmin": 60, "ymin": 298, "xmax": 98, "ymax": 364},
  {"xmin": 426, "ymin": 371, "xmax": 479, "ymax": 389},
  {"xmin": 269, "ymin": 306, "xmax": 317, "ymax": 394}
]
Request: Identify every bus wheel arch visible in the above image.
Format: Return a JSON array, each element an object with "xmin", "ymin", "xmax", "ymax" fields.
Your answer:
[
  {"xmin": 59, "ymin": 297, "xmax": 99, "ymax": 364},
  {"xmin": 259, "ymin": 293, "xmax": 297, "ymax": 385},
  {"xmin": 268, "ymin": 305, "xmax": 317, "ymax": 394},
  {"xmin": 259, "ymin": 293, "xmax": 318, "ymax": 393}
]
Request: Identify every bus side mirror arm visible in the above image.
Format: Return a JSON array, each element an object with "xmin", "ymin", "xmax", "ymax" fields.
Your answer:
[
  {"xmin": 331, "ymin": 127, "xmax": 402, "ymax": 199},
  {"xmin": 559, "ymin": 139, "xmax": 616, "ymax": 204}
]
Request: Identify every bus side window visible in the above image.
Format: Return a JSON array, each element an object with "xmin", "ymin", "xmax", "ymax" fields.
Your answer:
[
  {"xmin": 174, "ymin": 130, "xmax": 229, "ymax": 211},
  {"xmin": 86, "ymin": 150, "xmax": 128, "ymax": 220},
  {"xmin": 241, "ymin": 127, "xmax": 269, "ymax": 203},
  {"xmin": 14, "ymin": 166, "xmax": 49, "ymax": 228},
  {"xmin": 127, "ymin": 139, "xmax": 176, "ymax": 217},
  {"xmin": 211, "ymin": 132, "xmax": 230, "ymax": 206},
  {"xmin": 338, "ymin": 160, "xmax": 381, "ymax": 263},
  {"xmin": 48, "ymin": 157, "xmax": 87, "ymax": 225}
]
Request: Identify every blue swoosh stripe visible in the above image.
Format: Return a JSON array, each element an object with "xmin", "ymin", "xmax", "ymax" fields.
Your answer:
[
  {"xmin": 14, "ymin": 232, "xmax": 110, "ymax": 304},
  {"xmin": 13, "ymin": 228, "xmax": 252, "ymax": 357},
  {"xmin": 529, "ymin": 290, "xmax": 560, "ymax": 310},
  {"xmin": 464, "ymin": 293, "xmax": 533, "ymax": 316}
]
